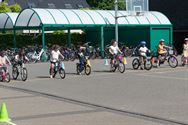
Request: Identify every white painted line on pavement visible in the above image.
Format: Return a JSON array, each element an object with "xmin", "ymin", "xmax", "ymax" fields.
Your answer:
[{"xmin": 6, "ymin": 121, "xmax": 17, "ymax": 125}]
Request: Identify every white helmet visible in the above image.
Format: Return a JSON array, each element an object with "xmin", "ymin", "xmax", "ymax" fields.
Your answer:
[{"xmin": 184, "ymin": 38, "xmax": 188, "ymax": 41}]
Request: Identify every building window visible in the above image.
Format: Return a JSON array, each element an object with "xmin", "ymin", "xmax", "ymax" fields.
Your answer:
[
  {"xmin": 48, "ymin": 3, "xmax": 56, "ymax": 9},
  {"xmin": 65, "ymin": 4, "xmax": 73, "ymax": 9}
]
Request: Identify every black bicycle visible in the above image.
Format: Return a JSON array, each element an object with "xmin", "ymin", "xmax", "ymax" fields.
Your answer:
[
  {"xmin": 12, "ymin": 61, "xmax": 28, "ymax": 81},
  {"xmin": 132, "ymin": 55, "xmax": 152, "ymax": 70}
]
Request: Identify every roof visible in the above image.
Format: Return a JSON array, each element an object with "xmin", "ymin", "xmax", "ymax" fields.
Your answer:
[
  {"xmin": 0, "ymin": 13, "xmax": 18, "ymax": 31},
  {"xmin": 15, "ymin": 8, "xmax": 171, "ymax": 29},
  {"xmin": 8, "ymin": 0, "xmax": 90, "ymax": 9}
]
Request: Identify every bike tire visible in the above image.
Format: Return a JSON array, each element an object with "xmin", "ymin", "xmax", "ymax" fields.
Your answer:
[
  {"xmin": 85, "ymin": 65, "xmax": 91, "ymax": 75},
  {"xmin": 76, "ymin": 64, "xmax": 82, "ymax": 75},
  {"xmin": 118, "ymin": 62, "xmax": 125, "ymax": 73},
  {"xmin": 59, "ymin": 68, "xmax": 66, "ymax": 79},
  {"xmin": 5, "ymin": 73, "xmax": 11, "ymax": 83},
  {"xmin": 132, "ymin": 58, "xmax": 140, "ymax": 70},
  {"xmin": 110, "ymin": 63, "xmax": 117, "ymax": 72},
  {"xmin": 12, "ymin": 66, "xmax": 19, "ymax": 80},
  {"xmin": 144, "ymin": 59, "xmax": 152, "ymax": 70},
  {"xmin": 21, "ymin": 68, "xmax": 28, "ymax": 81},
  {"xmin": 168, "ymin": 56, "xmax": 178, "ymax": 68},
  {"xmin": 70, "ymin": 56, "xmax": 76, "ymax": 61}
]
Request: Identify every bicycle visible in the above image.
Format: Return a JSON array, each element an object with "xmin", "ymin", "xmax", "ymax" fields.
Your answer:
[
  {"xmin": 76, "ymin": 54, "xmax": 91, "ymax": 75},
  {"xmin": 132, "ymin": 55, "xmax": 152, "ymax": 70},
  {"xmin": 151, "ymin": 47, "xmax": 178, "ymax": 68},
  {"xmin": 12, "ymin": 61, "xmax": 28, "ymax": 81},
  {"xmin": 0, "ymin": 66, "xmax": 10, "ymax": 83},
  {"xmin": 110, "ymin": 54, "xmax": 126, "ymax": 73},
  {"xmin": 27, "ymin": 48, "xmax": 47, "ymax": 63},
  {"xmin": 49, "ymin": 60, "xmax": 66, "ymax": 79}
]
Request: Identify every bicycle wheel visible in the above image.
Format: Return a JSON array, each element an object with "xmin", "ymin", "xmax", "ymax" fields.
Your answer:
[
  {"xmin": 70, "ymin": 54, "xmax": 76, "ymax": 61},
  {"xmin": 118, "ymin": 62, "xmax": 125, "ymax": 73},
  {"xmin": 21, "ymin": 68, "xmax": 28, "ymax": 81},
  {"xmin": 132, "ymin": 58, "xmax": 140, "ymax": 70},
  {"xmin": 12, "ymin": 66, "xmax": 19, "ymax": 80},
  {"xmin": 59, "ymin": 68, "xmax": 66, "ymax": 79},
  {"xmin": 5, "ymin": 73, "xmax": 10, "ymax": 83},
  {"xmin": 144, "ymin": 59, "xmax": 152, "ymax": 70},
  {"xmin": 110, "ymin": 63, "xmax": 116, "ymax": 72},
  {"xmin": 85, "ymin": 65, "xmax": 91, "ymax": 75},
  {"xmin": 168, "ymin": 56, "xmax": 178, "ymax": 68},
  {"xmin": 76, "ymin": 64, "xmax": 82, "ymax": 75}
]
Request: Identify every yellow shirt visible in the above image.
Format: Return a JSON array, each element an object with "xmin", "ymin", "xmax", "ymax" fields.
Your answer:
[
  {"xmin": 183, "ymin": 44, "xmax": 188, "ymax": 57},
  {"xmin": 158, "ymin": 44, "xmax": 166, "ymax": 54}
]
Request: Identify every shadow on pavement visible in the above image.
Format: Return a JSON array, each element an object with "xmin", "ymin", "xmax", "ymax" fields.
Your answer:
[
  {"xmin": 36, "ymin": 76, "xmax": 50, "ymax": 79},
  {"xmin": 13, "ymin": 109, "xmax": 101, "ymax": 121}
]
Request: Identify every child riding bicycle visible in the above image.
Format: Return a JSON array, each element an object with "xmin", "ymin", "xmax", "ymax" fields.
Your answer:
[
  {"xmin": 0, "ymin": 51, "xmax": 11, "ymax": 75},
  {"xmin": 109, "ymin": 39, "xmax": 122, "ymax": 65},
  {"xmin": 182, "ymin": 38, "xmax": 188, "ymax": 65},
  {"xmin": 158, "ymin": 39, "xmax": 169, "ymax": 61},
  {"xmin": 14, "ymin": 48, "xmax": 29, "ymax": 66},
  {"xmin": 50, "ymin": 45, "xmax": 64, "ymax": 78},
  {"xmin": 138, "ymin": 41, "xmax": 150, "ymax": 69}
]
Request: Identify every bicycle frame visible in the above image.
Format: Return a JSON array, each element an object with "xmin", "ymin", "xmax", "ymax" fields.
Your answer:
[{"xmin": 31, "ymin": 49, "xmax": 44, "ymax": 60}]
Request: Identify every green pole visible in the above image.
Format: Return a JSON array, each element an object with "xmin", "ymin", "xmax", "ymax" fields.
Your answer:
[
  {"xmin": 170, "ymin": 27, "xmax": 173, "ymax": 46},
  {"xmin": 68, "ymin": 29, "xmax": 71, "ymax": 48},
  {"xmin": 13, "ymin": 28, "xmax": 16, "ymax": 48},
  {"xmin": 100, "ymin": 26, "xmax": 104, "ymax": 58},
  {"xmin": 42, "ymin": 26, "xmax": 45, "ymax": 49}
]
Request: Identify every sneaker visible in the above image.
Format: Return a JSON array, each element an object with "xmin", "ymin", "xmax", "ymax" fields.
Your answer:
[{"xmin": 50, "ymin": 75, "xmax": 53, "ymax": 78}]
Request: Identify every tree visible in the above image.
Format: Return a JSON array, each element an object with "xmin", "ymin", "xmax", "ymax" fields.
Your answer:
[
  {"xmin": 9, "ymin": 3, "xmax": 22, "ymax": 12},
  {"xmin": 87, "ymin": 0, "xmax": 126, "ymax": 10},
  {"xmin": 0, "ymin": 2, "xmax": 11, "ymax": 13}
]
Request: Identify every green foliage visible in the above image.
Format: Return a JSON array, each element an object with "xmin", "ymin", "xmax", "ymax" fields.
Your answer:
[
  {"xmin": 0, "ymin": 2, "xmax": 11, "ymax": 13},
  {"xmin": 9, "ymin": 3, "xmax": 22, "ymax": 12},
  {"xmin": 0, "ymin": 2, "xmax": 22, "ymax": 13},
  {"xmin": 53, "ymin": 30, "xmax": 65, "ymax": 35},
  {"xmin": 87, "ymin": 0, "xmax": 126, "ymax": 10},
  {"xmin": 0, "ymin": 33, "xmax": 86, "ymax": 49},
  {"xmin": 80, "ymin": 8, "xmax": 90, "ymax": 10}
]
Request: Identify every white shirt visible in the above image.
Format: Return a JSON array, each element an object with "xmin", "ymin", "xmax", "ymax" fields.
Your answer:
[
  {"xmin": 110, "ymin": 45, "xmax": 119, "ymax": 55},
  {"xmin": 139, "ymin": 46, "xmax": 148, "ymax": 56},
  {"xmin": 50, "ymin": 50, "xmax": 61, "ymax": 62},
  {"xmin": 0, "ymin": 56, "xmax": 10, "ymax": 65}
]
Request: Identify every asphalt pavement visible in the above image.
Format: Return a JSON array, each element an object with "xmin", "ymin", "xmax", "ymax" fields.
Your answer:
[{"xmin": 0, "ymin": 57, "xmax": 187, "ymax": 125}]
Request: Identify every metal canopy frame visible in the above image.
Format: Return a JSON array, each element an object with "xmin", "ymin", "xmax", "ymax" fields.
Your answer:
[
  {"xmin": 0, "ymin": 9, "xmax": 172, "ymax": 54},
  {"xmin": 0, "ymin": 13, "xmax": 19, "ymax": 48}
]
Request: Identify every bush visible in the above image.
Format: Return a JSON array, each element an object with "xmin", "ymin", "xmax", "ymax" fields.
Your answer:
[
  {"xmin": 0, "ymin": 33, "xmax": 86, "ymax": 49},
  {"xmin": 0, "ymin": 2, "xmax": 11, "ymax": 13},
  {"xmin": 9, "ymin": 3, "xmax": 22, "ymax": 12}
]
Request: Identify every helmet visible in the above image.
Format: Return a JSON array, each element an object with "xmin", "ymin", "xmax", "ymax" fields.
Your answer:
[
  {"xmin": 184, "ymin": 38, "xmax": 188, "ymax": 41},
  {"xmin": 159, "ymin": 39, "xmax": 165, "ymax": 44},
  {"xmin": 140, "ymin": 41, "xmax": 146, "ymax": 45}
]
